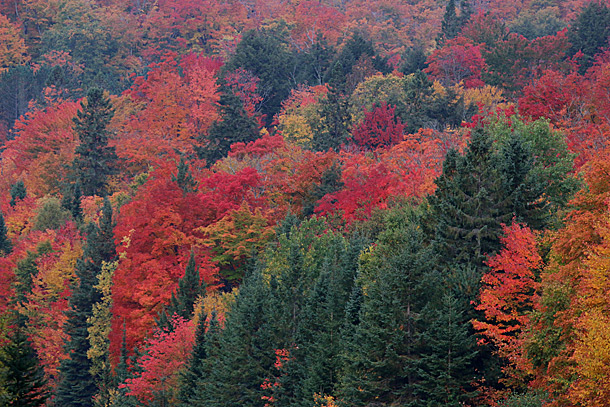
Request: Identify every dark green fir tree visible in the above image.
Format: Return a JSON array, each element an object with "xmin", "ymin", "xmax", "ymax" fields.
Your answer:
[
  {"xmin": 72, "ymin": 87, "xmax": 117, "ymax": 197},
  {"xmin": 197, "ymin": 87, "xmax": 259, "ymax": 165},
  {"xmin": 568, "ymin": 0, "xmax": 610, "ymax": 72},
  {"xmin": 9, "ymin": 180, "xmax": 26, "ymax": 207},
  {"xmin": 312, "ymin": 63, "xmax": 351, "ymax": 152},
  {"xmin": 0, "ymin": 325, "xmax": 48, "ymax": 406},
  {"xmin": 172, "ymin": 155, "xmax": 198, "ymax": 195},
  {"xmin": 0, "ymin": 211, "xmax": 12, "ymax": 256},
  {"xmin": 55, "ymin": 200, "xmax": 116, "ymax": 407}
]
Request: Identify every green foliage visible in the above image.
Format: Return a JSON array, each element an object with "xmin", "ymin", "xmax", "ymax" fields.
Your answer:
[
  {"xmin": 72, "ymin": 88, "xmax": 117, "ymax": 197},
  {"xmin": 568, "ymin": 0, "xmax": 610, "ymax": 72},
  {"xmin": 33, "ymin": 197, "xmax": 71, "ymax": 231},
  {"xmin": 339, "ymin": 205, "xmax": 440, "ymax": 406},
  {"xmin": 158, "ymin": 250, "xmax": 203, "ymax": 330},
  {"xmin": 172, "ymin": 156, "xmax": 198, "ymax": 195},
  {"xmin": 415, "ymin": 293, "xmax": 478, "ymax": 405},
  {"xmin": 61, "ymin": 182, "xmax": 83, "ymax": 223},
  {"xmin": 198, "ymin": 87, "xmax": 260, "ymax": 164},
  {"xmin": 0, "ymin": 326, "xmax": 48, "ymax": 406},
  {"xmin": 509, "ymin": 8, "xmax": 567, "ymax": 39},
  {"xmin": 0, "ymin": 211, "xmax": 12, "ymax": 256},
  {"xmin": 55, "ymin": 201, "xmax": 116, "ymax": 406},
  {"xmin": 312, "ymin": 64, "xmax": 352, "ymax": 152},
  {"xmin": 225, "ymin": 26, "xmax": 294, "ymax": 125},
  {"xmin": 9, "ymin": 180, "xmax": 26, "ymax": 207}
]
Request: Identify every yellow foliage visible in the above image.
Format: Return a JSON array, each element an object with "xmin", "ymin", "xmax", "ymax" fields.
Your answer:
[{"xmin": 451, "ymin": 83, "xmax": 508, "ymax": 112}]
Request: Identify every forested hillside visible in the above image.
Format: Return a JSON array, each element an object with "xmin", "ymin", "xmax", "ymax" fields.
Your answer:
[{"xmin": 2, "ymin": 0, "xmax": 610, "ymax": 405}]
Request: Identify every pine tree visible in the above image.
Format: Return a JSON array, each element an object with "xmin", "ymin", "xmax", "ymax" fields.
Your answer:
[
  {"xmin": 0, "ymin": 326, "xmax": 48, "ymax": 406},
  {"xmin": 55, "ymin": 201, "xmax": 116, "ymax": 407},
  {"xmin": 72, "ymin": 87, "xmax": 117, "ymax": 197},
  {"xmin": 0, "ymin": 211, "xmax": 12, "ymax": 256},
  {"xmin": 197, "ymin": 87, "xmax": 259, "ymax": 164},
  {"xmin": 9, "ymin": 180, "xmax": 26, "ymax": 207}
]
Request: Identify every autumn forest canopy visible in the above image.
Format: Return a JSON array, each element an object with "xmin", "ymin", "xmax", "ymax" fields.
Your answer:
[{"xmin": 4, "ymin": 0, "xmax": 610, "ymax": 406}]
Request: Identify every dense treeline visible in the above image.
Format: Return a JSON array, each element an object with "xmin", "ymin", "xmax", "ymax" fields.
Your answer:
[{"xmin": 3, "ymin": 0, "xmax": 610, "ymax": 406}]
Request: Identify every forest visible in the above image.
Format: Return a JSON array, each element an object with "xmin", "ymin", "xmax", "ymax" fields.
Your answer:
[{"xmin": 2, "ymin": 0, "xmax": 610, "ymax": 406}]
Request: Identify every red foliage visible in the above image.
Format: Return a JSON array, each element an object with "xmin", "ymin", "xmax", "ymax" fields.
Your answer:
[
  {"xmin": 2, "ymin": 100, "xmax": 80, "ymax": 197},
  {"xmin": 474, "ymin": 222, "xmax": 542, "ymax": 385},
  {"xmin": 121, "ymin": 316, "xmax": 196, "ymax": 405},
  {"xmin": 110, "ymin": 162, "xmax": 265, "ymax": 362},
  {"xmin": 352, "ymin": 102, "xmax": 406, "ymax": 150},
  {"xmin": 425, "ymin": 36, "xmax": 486, "ymax": 88}
]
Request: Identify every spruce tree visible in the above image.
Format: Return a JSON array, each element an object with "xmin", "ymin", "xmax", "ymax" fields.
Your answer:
[
  {"xmin": 0, "ymin": 326, "xmax": 48, "ymax": 406},
  {"xmin": 197, "ymin": 270, "xmax": 278, "ymax": 407},
  {"xmin": 9, "ymin": 180, "xmax": 26, "ymax": 207},
  {"xmin": 339, "ymin": 206, "xmax": 438, "ymax": 406},
  {"xmin": 55, "ymin": 201, "xmax": 116, "ymax": 406},
  {"xmin": 197, "ymin": 87, "xmax": 259, "ymax": 164},
  {"xmin": 415, "ymin": 293, "xmax": 478, "ymax": 406},
  {"xmin": 568, "ymin": 0, "xmax": 610, "ymax": 72},
  {"xmin": 61, "ymin": 182, "xmax": 83, "ymax": 223},
  {"xmin": 0, "ymin": 211, "xmax": 12, "ymax": 256},
  {"xmin": 72, "ymin": 87, "xmax": 117, "ymax": 197},
  {"xmin": 440, "ymin": 0, "xmax": 461, "ymax": 43},
  {"xmin": 312, "ymin": 63, "xmax": 351, "ymax": 152},
  {"xmin": 157, "ymin": 250, "xmax": 203, "ymax": 330},
  {"xmin": 172, "ymin": 156, "xmax": 198, "ymax": 195}
]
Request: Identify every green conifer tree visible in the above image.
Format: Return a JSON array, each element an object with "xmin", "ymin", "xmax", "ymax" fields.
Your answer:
[
  {"xmin": 415, "ymin": 293, "xmax": 478, "ymax": 406},
  {"xmin": 0, "ymin": 326, "xmax": 48, "ymax": 406},
  {"xmin": 197, "ymin": 87, "xmax": 259, "ymax": 165},
  {"xmin": 0, "ymin": 211, "xmax": 12, "ymax": 256},
  {"xmin": 312, "ymin": 64, "xmax": 351, "ymax": 152},
  {"xmin": 72, "ymin": 88, "xmax": 117, "ymax": 197},
  {"xmin": 55, "ymin": 201, "xmax": 116, "ymax": 406},
  {"xmin": 339, "ymin": 206, "xmax": 438, "ymax": 406},
  {"xmin": 172, "ymin": 155, "xmax": 198, "ymax": 195},
  {"xmin": 568, "ymin": 0, "xmax": 610, "ymax": 72},
  {"xmin": 9, "ymin": 180, "xmax": 26, "ymax": 207}
]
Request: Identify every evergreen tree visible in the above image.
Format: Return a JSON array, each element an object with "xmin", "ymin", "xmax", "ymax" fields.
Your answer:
[
  {"xmin": 193, "ymin": 269, "xmax": 278, "ymax": 407},
  {"xmin": 415, "ymin": 293, "xmax": 478, "ymax": 406},
  {"xmin": 0, "ymin": 211, "xmax": 12, "ymax": 256},
  {"xmin": 189, "ymin": 311, "xmax": 223, "ymax": 407},
  {"xmin": 172, "ymin": 156, "xmax": 198, "ymax": 195},
  {"xmin": 312, "ymin": 64, "xmax": 351, "ymax": 152},
  {"xmin": 61, "ymin": 182, "xmax": 83, "ymax": 223},
  {"xmin": 429, "ymin": 126, "xmax": 549, "ymax": 271},
  {"xmin": 72, "ymin": 87, "xmax": 117, "ymax": 196},
  {"xmin": 9, "ymin": 180, "xmax": 26, "ymax": 207},
  {"xmin": 157, "ymin": 250, "xmax": 203, "ymax": 330},
  {"xmin": 225, "ymin": 26, "xmax": 294, "ymax": 125},
  {"xmin": 55, "ymin": 201, "xmax": 116, "ymax": 406},
  {"xmin": 568, "ymin": 0, "xmax": 610, "ymax": 72},
  {"xmin": 197, "ymin": 87, "xmax": 259, "ymax": 164},
  {"xmin": 0, "ymin": 326, "xmax": 48, "ymax": 406},
  {"xmin": 440, "ymin": 0, "xmax": 461, "ymax": 43},
  {"xmin": 339, "ymin": 206, "xmax": 438, "ymax": 406}
]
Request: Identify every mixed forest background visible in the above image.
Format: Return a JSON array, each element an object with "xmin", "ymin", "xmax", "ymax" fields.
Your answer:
[{"xmin": 3, "ymin": 0, "xmax": 610, "ymax": 405}]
